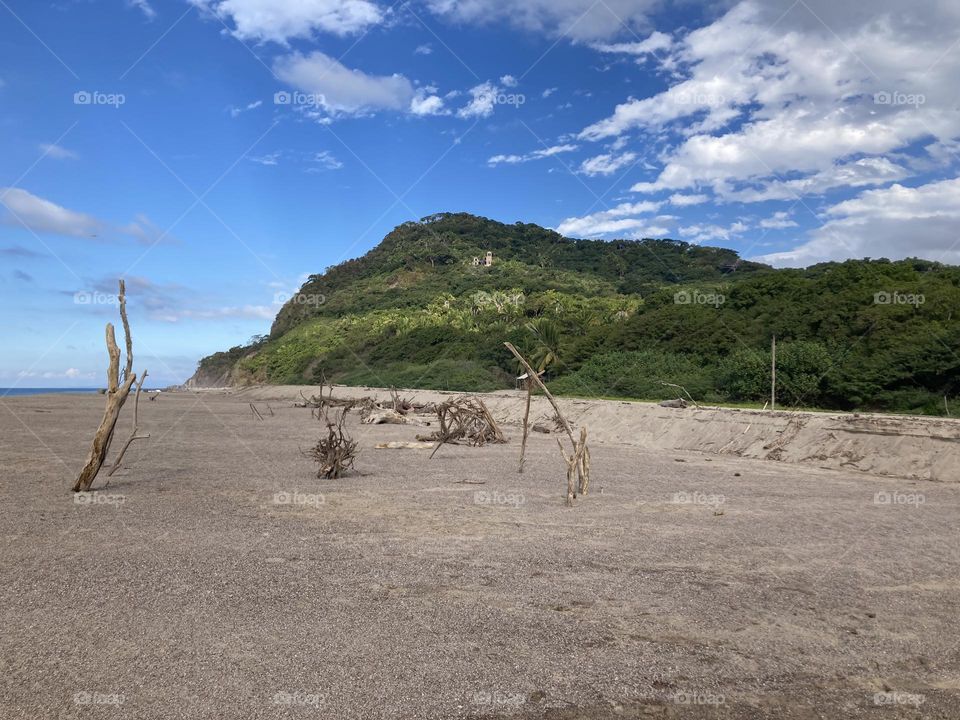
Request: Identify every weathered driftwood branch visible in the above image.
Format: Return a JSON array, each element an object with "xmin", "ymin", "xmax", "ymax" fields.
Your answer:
[
  {"xmin": 73, "ymin": 280, "xmax": 139, "ymax": 492},
  {"xmin": 505, "ymin": 342, "xmax": 590, "ymax": 504},
  {"xmin": 106, "ymin": 370, "xmax": 150, "ymax": 477},
  {"xmin": 250, "ymin": 403, "xmax": 264, "ymax": 421},
  {"xmin": 518, "ymin": 378, "xmax": 533, "ymax": 474}
]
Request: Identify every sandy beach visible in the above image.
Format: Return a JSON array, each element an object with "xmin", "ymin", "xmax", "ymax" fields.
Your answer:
[{"xmin": 1, "ymin": 388, "xmax": 958, "ymax": 719}]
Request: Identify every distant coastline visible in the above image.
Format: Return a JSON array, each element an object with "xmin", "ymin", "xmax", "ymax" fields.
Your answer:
[{"xmin": 0, "ymin": 388, "xmax": 101, "ymax": 398}]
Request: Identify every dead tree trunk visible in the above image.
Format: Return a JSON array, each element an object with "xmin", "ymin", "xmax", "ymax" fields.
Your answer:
[
  {"xmin": 73, "ymin": 280, "xmax": 139, "ymax": 492},
  {"xmin": 504, "ymin": 342, "xmax": 591, "ymax": 505}
]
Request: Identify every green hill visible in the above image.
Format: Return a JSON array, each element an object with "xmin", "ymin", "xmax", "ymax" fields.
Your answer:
[{"xmin": 191, "ymin": 212, "xmax": 960, "ymax": 415}]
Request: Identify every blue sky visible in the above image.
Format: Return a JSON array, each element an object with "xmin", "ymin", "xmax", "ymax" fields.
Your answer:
[{"xmin": 2, "ymin": 0, "xmax": 959, "ymax": 386}]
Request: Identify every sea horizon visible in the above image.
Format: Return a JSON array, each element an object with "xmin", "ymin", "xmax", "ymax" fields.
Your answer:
[{"xmin": 0, "ymin": 388, "xmax": 102, "ymax": 398}]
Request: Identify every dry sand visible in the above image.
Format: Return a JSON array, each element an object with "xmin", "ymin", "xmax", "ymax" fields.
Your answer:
[{"xmin": 1, "ymin": 389, "xmax": 959, "ymax": 719}]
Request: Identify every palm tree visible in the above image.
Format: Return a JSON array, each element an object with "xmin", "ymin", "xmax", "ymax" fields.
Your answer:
[{"xmin": 525, "ymin": 318, "xmax": 563, "ymax": 373}]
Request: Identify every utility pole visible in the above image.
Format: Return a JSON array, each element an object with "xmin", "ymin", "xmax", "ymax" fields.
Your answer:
[{"xmin": 771, "ymin": 335, "xmax": 777, "ymax": 412}]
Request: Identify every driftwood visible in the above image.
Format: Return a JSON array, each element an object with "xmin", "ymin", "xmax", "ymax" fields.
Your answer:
[
  {"xmin": 375, "ymin": 441, "xmax": 435, "ymax": 450},
  {"xmin": 659, "ymin": 398, "xmax": 688, "ymax": 409},
  {"xmin": 504, "ymin": 342, "xmax": 590, "ymax": 505},
  {"xmin": 417, "ymin": 396, "xmax": 506, "ymax": 458},
  {"xmin": 250, "ymin": 403, "xmax": 265, "ymax": 420},
  {"xmin": 106, "ymin": 370, "xmax": 150, "ymax": 477},
  {"xmin": 660, "ymin": 381, "xmax": 700, "ymax": 409},
  {"xmin": 73, "ymin": 280, "xmax": 141, "ymax": 493},
  {"xmin": 306, "ymin": 403, "xmax": 358, "ymax": 479}
]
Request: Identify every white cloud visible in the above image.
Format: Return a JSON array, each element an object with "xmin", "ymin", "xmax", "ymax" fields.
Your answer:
[
  {"xmin": 128, "ymin": 0, "xmax": 156, "ymax": 20},
  {"xmin": 424, "ymin": 0, "xmax": 661, "ymax": 41},
  {"xmin": 579, "ymin": 152, "xmax": 637, "ymax": 176},
  {"xmin": 592, "ymin": 31, "xmax": 672, "ymax": 57},
  {"xmin": 0, "ymin": 188, "xmax": 169, "ymax": 243},
  {"xmin": 229, "ymin": 99, "xmax": 263, "ymax": 117},
  {"xmin": 668, "ymin": 193, "xmax": 708, "ymax": 206},
  {"xmin": 457, "ymin": 82, "xmax": 499, "ymax": 119},
  {"xmin": 310, "ymin": 150, "xmax": 343, "ymax": 170},
  {"xmin": 39, "ymin": 143, "xmax": 78, "ymax": 160},
  {"xmin": 580, "ymin": 0, "xmax": 960, "ymax": 205},
  {"xmin": 678, "ymin": 221, "xmax": 747, "ymax": 244},
  {"xmin": 248, "ymin": 152, "xmax": 282, "ymax": 166},
  {"xmin": 500, "ymin": 74, "xmax": 518, "ymax": 87},
  {"xmin": 542, "ymin": 87, "xmax": 557, "ymax": 98},
  {"xmin": 756, "ymin": 178, "xmax": 960, "ymax": 267},
  {"xmin": 410, "ymin": 91, "xmax": 447, "ymax": 116},
  {"xmin": 0, "ymin": 188, "xmax": 101, "ymax": 238},
  {"xmin": 414, "ymin": 44, "xmax": 433, "ymax": 55},
  {"xmin": 191, "ymin": 0, "xmax": 383, "ymax": 42},
  {"xmin": 274, "ymin": 51, "xmax": 414, "ymax": 115},
  {"xmin": 758, "ymin": 211, "xmax": 798, "ymax": 230},
  {"xmin": 488, "ymin": 144, "xmax": 578, "ymax": 166},
  {"xmin": 556, "ymin": 201, "xmax": 662, "ymax": 237}
]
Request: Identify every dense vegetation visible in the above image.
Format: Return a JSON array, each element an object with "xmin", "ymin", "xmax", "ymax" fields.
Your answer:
[{"xmin": 193, "ymin": 213, "xmax": 960, "ymax": 415}]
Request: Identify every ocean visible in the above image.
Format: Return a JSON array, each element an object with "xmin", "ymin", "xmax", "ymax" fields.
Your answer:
[{"xmin": 0, "ymin": 388, "xmax": 102, "ymax": 397}]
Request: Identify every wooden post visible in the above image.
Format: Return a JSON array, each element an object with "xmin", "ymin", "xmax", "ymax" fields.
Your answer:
[
  {"xmin": 771, "ymin": 335, "xmax": 777, "ymax": 412},
  {"xmin": 518, "ymin": 377, "xmax": 532, "ymax": 474},
  {"xmin": 505, "ymin": 342, "xmax": 590, "ymax": 504}
]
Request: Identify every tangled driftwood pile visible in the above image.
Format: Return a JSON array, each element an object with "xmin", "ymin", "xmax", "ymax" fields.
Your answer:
[
  {"xmin": 306, "ymin": 403, "xmax": 358, "ymax": 479},
  {"xmin": 417, "ymin": 396, "xmax": 506, "ymax": 458}
]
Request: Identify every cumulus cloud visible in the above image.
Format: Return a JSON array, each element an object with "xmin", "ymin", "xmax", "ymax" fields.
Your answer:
[
  {"xmin": 424, "ymin": 0, "xmax": 661, "ymax": 41},
  {"xmin": 758, "ymin": 211, "xmax": 798, "ymax": 230},
  {"xmin": 274, "ymin": 51, "xmax": 414, "ymax": 115},
  {"xmin": 579, "ymin": 152, "xmax": 637, "ymax": 176},
  {"xmin": 580, "ymin": 0, "xmax": 960, "ymax": 212},
  {"xmin": 668, "ymin": 193, "xmax": 709, "ymax": 206},
  {"xmin": 191, "ymin": 0, "xmax": 383, "ymax": 42},
  {"xmin": 457, "ymin": 82, "xmax": 500, "ymax": 119},
  {"xmin": 410, "ymin": 90, "xmax": 447, "ymax": 116},
  {"xmin": 556, "ymin": 201, "xmax": 663, "ymax": 237},
  {"xmin": 678, "ymin": 221, "xmax": 748, "ymax": 244},
  {"xmin": 756, "ymin": 178, "xmax": 960, "ymax": 267}
]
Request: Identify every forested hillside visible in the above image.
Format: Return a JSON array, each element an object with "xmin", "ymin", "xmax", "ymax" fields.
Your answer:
[{"xmin": 192, "ymin": 213, "xmax": 960, "ymax": 415}]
